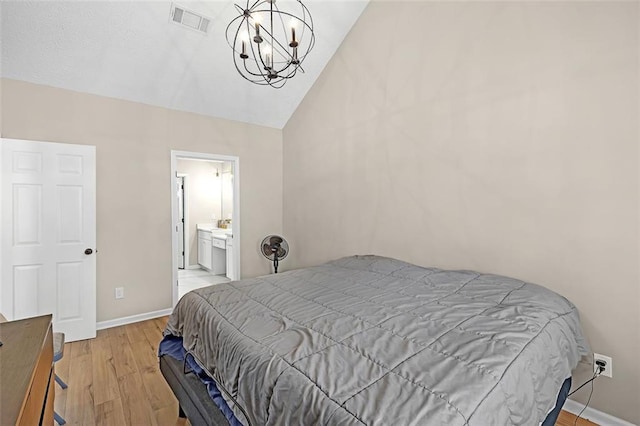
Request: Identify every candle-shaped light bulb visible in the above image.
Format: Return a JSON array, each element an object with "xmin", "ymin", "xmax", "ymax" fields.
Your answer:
[
  {"xmin": 263, "ymin": 46, "xmax": 272, "ymax": 69},
  {"xmin": 254, "ymin": 15, "xmax": 261, "ymax": 35},
  {"xmin": 240, "ymin": 31, "xmax": 249, "ymax": 58},
  {"xmin": 289, "ymin": 20, "xmax": 298, "ymax": 47},
  {"xmin": 252, "ymin": 15, "xmax": 263, "ymax": 43}
]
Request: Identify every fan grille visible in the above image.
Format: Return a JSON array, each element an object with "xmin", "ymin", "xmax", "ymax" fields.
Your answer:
[{"xmin": 261, "ymin": 235, "xmax": 289, "ymax": 273}]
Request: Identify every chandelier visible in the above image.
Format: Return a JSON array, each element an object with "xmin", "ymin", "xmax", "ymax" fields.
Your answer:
[{"xmin": 225, "ymin": 0, "xmax": 315, "ymax": 88}]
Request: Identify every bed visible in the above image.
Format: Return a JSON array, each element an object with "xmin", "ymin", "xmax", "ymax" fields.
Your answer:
[{"xmin": 160, "ymin": 255, "xmax": 588, "ymax": 425}]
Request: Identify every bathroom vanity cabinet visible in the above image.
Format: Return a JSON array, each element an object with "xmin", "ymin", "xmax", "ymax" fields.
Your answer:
[
  {"xmin": 226, "ymin": 235, "xmax": 236, "ymax": 280},
  {"xmin": 197, "ymin": 230, "xmax": 212, "ymax": 270},
  {"xmin": 197, "ymin": 228, "xmax": 227, "ymax": 275}
]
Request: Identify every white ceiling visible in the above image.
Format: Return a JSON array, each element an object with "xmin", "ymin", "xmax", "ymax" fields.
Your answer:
[{"xmin": 0, "ymin": 0, "xmax": 368, "ymax": 128}]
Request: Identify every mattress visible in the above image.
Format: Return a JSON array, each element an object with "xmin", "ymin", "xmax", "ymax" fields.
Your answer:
[{"xmin": 164, "ymin": 255, "xmax": 589, "ymax": 425}]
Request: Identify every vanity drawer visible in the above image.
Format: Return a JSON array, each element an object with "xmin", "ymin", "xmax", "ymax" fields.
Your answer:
[
  {"xmin": 212, "ymin": 237, "xmax": 226, "ymax": 249},
  {"xmin": 198, "ymin": 230, "xmax": 212, "ymax": 241}
]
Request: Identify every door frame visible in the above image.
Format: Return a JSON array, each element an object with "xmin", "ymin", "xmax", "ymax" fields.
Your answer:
[
  {"xmin": 170, "ymin": 151, "xmax": 240, "ymax": 306},
  {"xmin": 176, "ymin": 174, "xmax": 189, "ymax": 270}
]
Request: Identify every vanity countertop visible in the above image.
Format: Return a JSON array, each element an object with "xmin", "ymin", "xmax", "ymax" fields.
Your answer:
[{"xmin": 197, "ymin": 223, "xmax": 232, "ymax": 238}]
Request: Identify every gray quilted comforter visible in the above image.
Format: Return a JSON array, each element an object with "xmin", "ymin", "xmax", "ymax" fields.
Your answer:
[{"xmin": 165, "ymin": 255, "xmax": 588, "ymax": 426}]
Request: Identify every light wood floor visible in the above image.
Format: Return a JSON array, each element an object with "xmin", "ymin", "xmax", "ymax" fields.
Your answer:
[
  {"xmin": 54, "ymin": 317, "xmax": 597, "ymax": 426},
  {"xmin": 54, "ymin": 316, "xmax": 184, "ymax": 426},
  {"xmin": 556, "ymin": 410, "xmax": 598, "ymax": 426}
]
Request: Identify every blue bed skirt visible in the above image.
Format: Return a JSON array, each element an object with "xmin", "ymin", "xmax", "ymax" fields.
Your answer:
[{"xmin": 159, "ymin": 335, "xmax": 571, "ymax": 425}]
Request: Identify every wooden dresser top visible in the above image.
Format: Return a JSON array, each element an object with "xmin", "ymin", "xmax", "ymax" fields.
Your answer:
[{"xmin": 0, "ymin": 315, "xmax": 52, "ymax": 425}]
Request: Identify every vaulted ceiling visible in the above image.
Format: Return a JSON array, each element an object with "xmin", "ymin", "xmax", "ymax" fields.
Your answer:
[{"xmin": 0, "ymin": 1, "xmax": 368, "ymax": 128}]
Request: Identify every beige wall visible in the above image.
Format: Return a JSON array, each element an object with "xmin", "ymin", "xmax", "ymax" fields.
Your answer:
[
  {"xmin": 284, "ymin": 1, "xmax": 639, "ymax": 423},
  {"xmin": 177, "ymin": 159, "xmax": 223, "ymax": 267},
  {"xmin": 1, "ymin": 78, "xmax": 283, "ymax": 322}
]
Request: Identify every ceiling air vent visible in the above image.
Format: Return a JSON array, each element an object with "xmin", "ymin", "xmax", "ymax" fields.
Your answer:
[{"xmin": 170, "ymin": 4, "xmax": 211, "ymax": 34}]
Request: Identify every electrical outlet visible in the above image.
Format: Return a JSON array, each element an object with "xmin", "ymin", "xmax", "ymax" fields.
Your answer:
[
  {"xmin": 594, "ymin": 353, "xmax": 613, "ymax": 378},
  {"xmin": 115, "ymin": 287, "xmax": 124, "ymax": 299}
]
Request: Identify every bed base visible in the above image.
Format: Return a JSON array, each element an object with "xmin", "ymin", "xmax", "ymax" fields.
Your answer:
[{"xmin": 159, "ymin": 354, "xmax": 229, "ymax": 426}]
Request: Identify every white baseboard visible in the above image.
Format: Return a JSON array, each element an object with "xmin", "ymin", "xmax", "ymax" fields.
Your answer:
[
  {"xmin": 563, "ymin": 399, "xmax": 637, "ymax": 426},
  {"xmin": 96, "ymin": 308, "xmax": 173, "ymax": 330},
  {"xmin": 185, "ymin": 265, "xmax": 201, "ymax": 270}
]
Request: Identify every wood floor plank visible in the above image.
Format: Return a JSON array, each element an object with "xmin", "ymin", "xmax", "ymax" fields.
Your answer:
[
  {"xmin": 96, "ymin": 328, "xmax": 110, "ymax": 339},
  {"xmin": 108, "ymin": 332, "xmax": 138, "ymax": 378},
  {"xmin": 141, "ymin": 371, "xmax": 178, "ymax": 413},
  {"xmin": 95, "ymin": 398, "xmax": 127, "ymax": 426},
  {"xmin": 154, "ymin": 316, "xmax": 169, "ymax": 332},
  {"xmin": 139, "ymin": 319, "xmax": 164, "ymax": 354},
  {"xmin": 130, "ymin": 319, "xmax": 178, "ymax": 414},
  {"xmin": 118, "ymin": 372, "xmax": 159, "ymax": 426},
  {"xmin": 556, "ymin": 409, "xmax": 599, "ymax": 426},
  {"xmin": 154, "ymin": 404, "xmax": 182, "ymax": 426},
  {"xmin": 132, "ymin": 339, "xmax": 176, "ymax": 411},
  {"xmin": 64, "ymin": 353, "xmax": 95, "ymax": 425},
  {"xmin": 142, "ymin": 322, "xmax": 164, "ymax": 350},
  {"xmin": 68, "ymin": 338, "xmax": 92, "ymax": 359},
  {"xmin": 107, "ymin": 325, "xmax": 127, "ymax": 339},
  {"xmin": 130, "ymin": 337, "xmax": 159, "ymax": 373},
  {"xmin": 91, "ymin": 334, "xmax": 120, "ymax": 405},
  {"xmin": 125, "ymin": 321, "xmax": 147, "ymax": 346}
]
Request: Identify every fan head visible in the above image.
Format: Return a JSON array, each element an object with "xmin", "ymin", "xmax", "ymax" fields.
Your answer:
[{"xmin": 261, "ymin": 235, "xmax": 289, "ymax": 261}]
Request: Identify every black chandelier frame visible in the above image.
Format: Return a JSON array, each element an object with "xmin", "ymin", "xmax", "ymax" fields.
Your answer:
[{"xmin": 225, "ymin": 0, "xmax": 315, "ymax": 88}]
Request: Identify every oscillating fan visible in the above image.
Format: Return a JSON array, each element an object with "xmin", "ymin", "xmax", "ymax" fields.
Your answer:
[{"xmin": 261, "ymin": 235, "xmax": 289, "ymax": 273}]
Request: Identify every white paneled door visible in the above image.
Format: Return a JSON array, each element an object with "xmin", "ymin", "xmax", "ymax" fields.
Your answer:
[{"xmin": 1, "ymin": 139, "xmax": 96, "ymax": 342}]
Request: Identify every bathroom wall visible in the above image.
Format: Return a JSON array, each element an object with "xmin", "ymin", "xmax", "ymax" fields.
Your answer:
[
  {"xmin": 221, "ymin": 161, "xmax": 234, "ymax": 225},
  {"xmin": 177, "ymin": 159, "xmax": 222, "ymax": 267}
]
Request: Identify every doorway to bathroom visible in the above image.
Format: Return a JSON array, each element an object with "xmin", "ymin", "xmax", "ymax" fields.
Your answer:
[{"xmin": 170, "ymin": 151, "xmax": 240, "ymax": 306}]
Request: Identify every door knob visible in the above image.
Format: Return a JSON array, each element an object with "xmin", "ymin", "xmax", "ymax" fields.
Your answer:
[{"xmin": 84, "ymin": 248, "xmax": 93, "ymax": 255}]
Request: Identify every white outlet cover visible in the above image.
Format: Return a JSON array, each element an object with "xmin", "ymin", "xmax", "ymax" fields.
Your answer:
[
  {"xmin": 594, "ymin": 353, "xmax": 613, "ymax": 378},
  {"xmin": 115, "ymin": 287, "xmax": 124, "ymax": 299}
]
